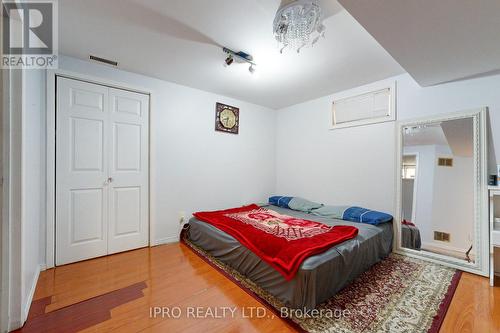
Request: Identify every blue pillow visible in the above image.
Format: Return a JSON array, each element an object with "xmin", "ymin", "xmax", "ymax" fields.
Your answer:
[
  {"xmin": 342, "ymin": 207, "xmax": 393, "ymax": 225},
  {"xmin": 268, "ymin": 196, "xmax": 293, "ymax": 208}
]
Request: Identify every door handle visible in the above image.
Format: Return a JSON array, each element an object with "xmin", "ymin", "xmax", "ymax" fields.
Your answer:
[{"xmin": 104, "ymin": 177, "xmax": 113, "ymax": 186}]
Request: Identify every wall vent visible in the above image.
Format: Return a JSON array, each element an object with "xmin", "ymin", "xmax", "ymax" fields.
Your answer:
[
  {"xmin": 89, "ymin": 55, "xmax": 118, "ymax": 67},
  {"xmin": 437, "ymin": 157, "xmax": 453, "ymax": 167},
  {"xmin": 434, "ymin": 231, "xmax": 450, "ymax": 242},
  {"xmin": 331, "ymin": 84, "xmax": 395, "ymax": 129}
]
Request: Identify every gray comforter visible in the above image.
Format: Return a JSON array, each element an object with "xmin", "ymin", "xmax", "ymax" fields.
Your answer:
[{"xmin": 187, "ymin": 205, "xmax": 393, "ymax": 309}]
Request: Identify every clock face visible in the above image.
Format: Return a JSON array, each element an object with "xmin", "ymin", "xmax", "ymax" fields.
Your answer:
[
  {"xmin": 215, "ymin": 103, "xmax": 239, "ymax": 134},
  {"xmin": 219, "ymin": 109, "xmax": 236, "ymax": 129}
]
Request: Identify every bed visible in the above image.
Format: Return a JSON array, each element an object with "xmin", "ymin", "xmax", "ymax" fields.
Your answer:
[{"xmin": 186, "ymin": 204, "xmax": 393, "ymax": 310}]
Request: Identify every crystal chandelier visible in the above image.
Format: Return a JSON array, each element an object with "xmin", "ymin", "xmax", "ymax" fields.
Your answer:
[{"xmin": 273, "ymin": 0, "xmax": 326, "ymax": 53}]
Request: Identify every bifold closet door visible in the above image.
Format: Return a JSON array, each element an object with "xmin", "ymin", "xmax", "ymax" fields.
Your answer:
[
  {"xmin": 56, "ymin": 77, "xmax": 149, "ymax": 266},
  {"xmin": 56, "ymin": 78, "xmax": 110, "ymax": 265},
  {"xmin": 107, "ymin": 87, "xmax": 149, "ymax": 254}
]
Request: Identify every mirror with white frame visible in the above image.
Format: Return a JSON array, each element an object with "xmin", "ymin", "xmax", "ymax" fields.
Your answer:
[{"xmin": 396, "ymin": 109, "xmax": 489, "ymax": 276}]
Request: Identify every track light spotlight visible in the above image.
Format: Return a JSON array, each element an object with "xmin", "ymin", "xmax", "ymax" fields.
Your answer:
[
  {"xmin": 248, "ymin": 64, "xmax": 256, "ymax": 74},
  {"xmin": 225, "ymin": 55, "xmax": 234, "ymax": 66}
]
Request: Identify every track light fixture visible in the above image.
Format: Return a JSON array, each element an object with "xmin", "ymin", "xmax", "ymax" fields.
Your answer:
[{"xmin": 223, "ymin": 47, "xmax": 257, "ymax": 75}]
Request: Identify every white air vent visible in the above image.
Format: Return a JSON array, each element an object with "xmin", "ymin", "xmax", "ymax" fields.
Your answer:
[{"xmin": 331, "ymin": 83, "xmax": 395, "ymax": 129}]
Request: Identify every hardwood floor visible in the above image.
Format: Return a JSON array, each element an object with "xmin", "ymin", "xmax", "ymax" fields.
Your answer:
[
  {"xmin": 15, "ymin": 243, "xmax": 500, "ymax": 333},
  {"xmin": 440, "ymin": 274, "xmax": 500, "ymax": 333}
]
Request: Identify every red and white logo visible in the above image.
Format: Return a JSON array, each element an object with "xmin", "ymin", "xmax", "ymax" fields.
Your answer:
[{"xmin": 225, "ymin": 208, "xmax": 332, "ymax": 241}]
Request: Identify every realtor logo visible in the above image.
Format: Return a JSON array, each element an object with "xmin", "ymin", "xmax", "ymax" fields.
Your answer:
[{"xmin": 1, "ymin": 0, "xmax": 58, "ymax": 68}]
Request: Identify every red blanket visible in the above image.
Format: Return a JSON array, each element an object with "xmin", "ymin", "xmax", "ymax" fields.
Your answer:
[{"xmin": 193, "ymin": 204, "xmax": 358, "ymax": 280}]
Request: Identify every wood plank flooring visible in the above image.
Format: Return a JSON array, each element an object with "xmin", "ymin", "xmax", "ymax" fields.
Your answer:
[{"xmin": 14, "ymin": 243, "xmax": 500, "ymax": 333}]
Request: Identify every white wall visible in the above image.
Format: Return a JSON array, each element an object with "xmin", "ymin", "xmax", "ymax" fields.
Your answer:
[
  {"xmin": 0, "ymin": 68, "xmax": 5, "ymax": 333},
  {"xmin": 57, "ymin": 55, "xmax": 276, "ymax": 245},
  {"xmin": 21, "ymin": 69, "xmax": 46, "ymax": 322},
  {"xmin": 275, "ymin": 73, "xmax": 500, "ymax": 214},
  {"xmin": 5, "ymin": 68, "xmax": 23, "ymax": 330},
  {"xmin": 1, "ymin": 68, "xmax": 43, "ymax": 330}
]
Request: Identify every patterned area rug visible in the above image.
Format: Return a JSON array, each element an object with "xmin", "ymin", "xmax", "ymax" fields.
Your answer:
[{"xmin": 182, "ymin": 237, "xmax": 461, "ymax": 333}]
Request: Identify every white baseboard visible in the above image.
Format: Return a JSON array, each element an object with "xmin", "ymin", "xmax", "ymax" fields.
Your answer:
[
  {"xmin": 152, "ymin": 236, "xmax": 179, "ymax": 246},
  {"xmin": 21, "ymin": 264, "xmax": 42, "ymax": 324},
  {"xmin": 421, "ymin": 241, "xmax": 472, "ymax": 255}
]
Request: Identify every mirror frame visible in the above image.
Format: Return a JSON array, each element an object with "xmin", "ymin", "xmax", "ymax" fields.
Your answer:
[{"xmin": 395, "ymin": 107, "xmax": 489, "ymax": 276}]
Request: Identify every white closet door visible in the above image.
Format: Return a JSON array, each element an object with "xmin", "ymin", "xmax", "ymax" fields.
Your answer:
[
  {"xmin": 56, "ymin": 77, "xmax": 109, "ymax": 265},
  {"xmin": 107, "ymin": 87, "xmax": 149, "ymax": 254},
  {"xmin": 56, "ymin": 78, "xmax": 149, "ymax": 265}
]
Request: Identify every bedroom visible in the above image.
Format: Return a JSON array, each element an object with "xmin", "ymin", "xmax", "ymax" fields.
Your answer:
[{"xmin": 1, "ymin": 0, "xmax": 500, "ymax": 332}]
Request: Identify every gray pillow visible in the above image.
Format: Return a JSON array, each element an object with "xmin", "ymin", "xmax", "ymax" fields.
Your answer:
[
  {"xmin": 310, "ymin": 205, "xmax": 348, "ymax": 219},
  {"xmin": 288, "ymin": 197, "xmax": 323, "ymax": 212}
]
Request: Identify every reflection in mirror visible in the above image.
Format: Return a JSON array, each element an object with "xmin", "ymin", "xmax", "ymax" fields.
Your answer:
[{"xmin": 401, "ymin": 117, "xmax": 474, "ymax": 263}]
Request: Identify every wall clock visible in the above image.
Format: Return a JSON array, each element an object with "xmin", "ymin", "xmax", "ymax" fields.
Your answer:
[{"xmin": 215, "ymin": 102, "xmax": 239, "ymax": 134}]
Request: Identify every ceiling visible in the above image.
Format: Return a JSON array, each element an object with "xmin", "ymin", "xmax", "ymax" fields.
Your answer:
[
  {"xmin": 58, "ymin": 0, "xmax": 405, "ymax": 109},
  {"xmin": 338, "ymin": 0, "xmax": 500, "ymax": 86},
  {"xmin": 441, "ymin": 118, "xmax": 473, "ymax": 157}
]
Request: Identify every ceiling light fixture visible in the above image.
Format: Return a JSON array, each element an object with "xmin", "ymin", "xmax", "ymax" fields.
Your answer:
[
  {"xmin": 223, "ymin": 47, "xmax": 257, "ymax": 75},
  {"xmin": 273, "ymin": 0, "xmax": 326, "ymax": 53}
]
